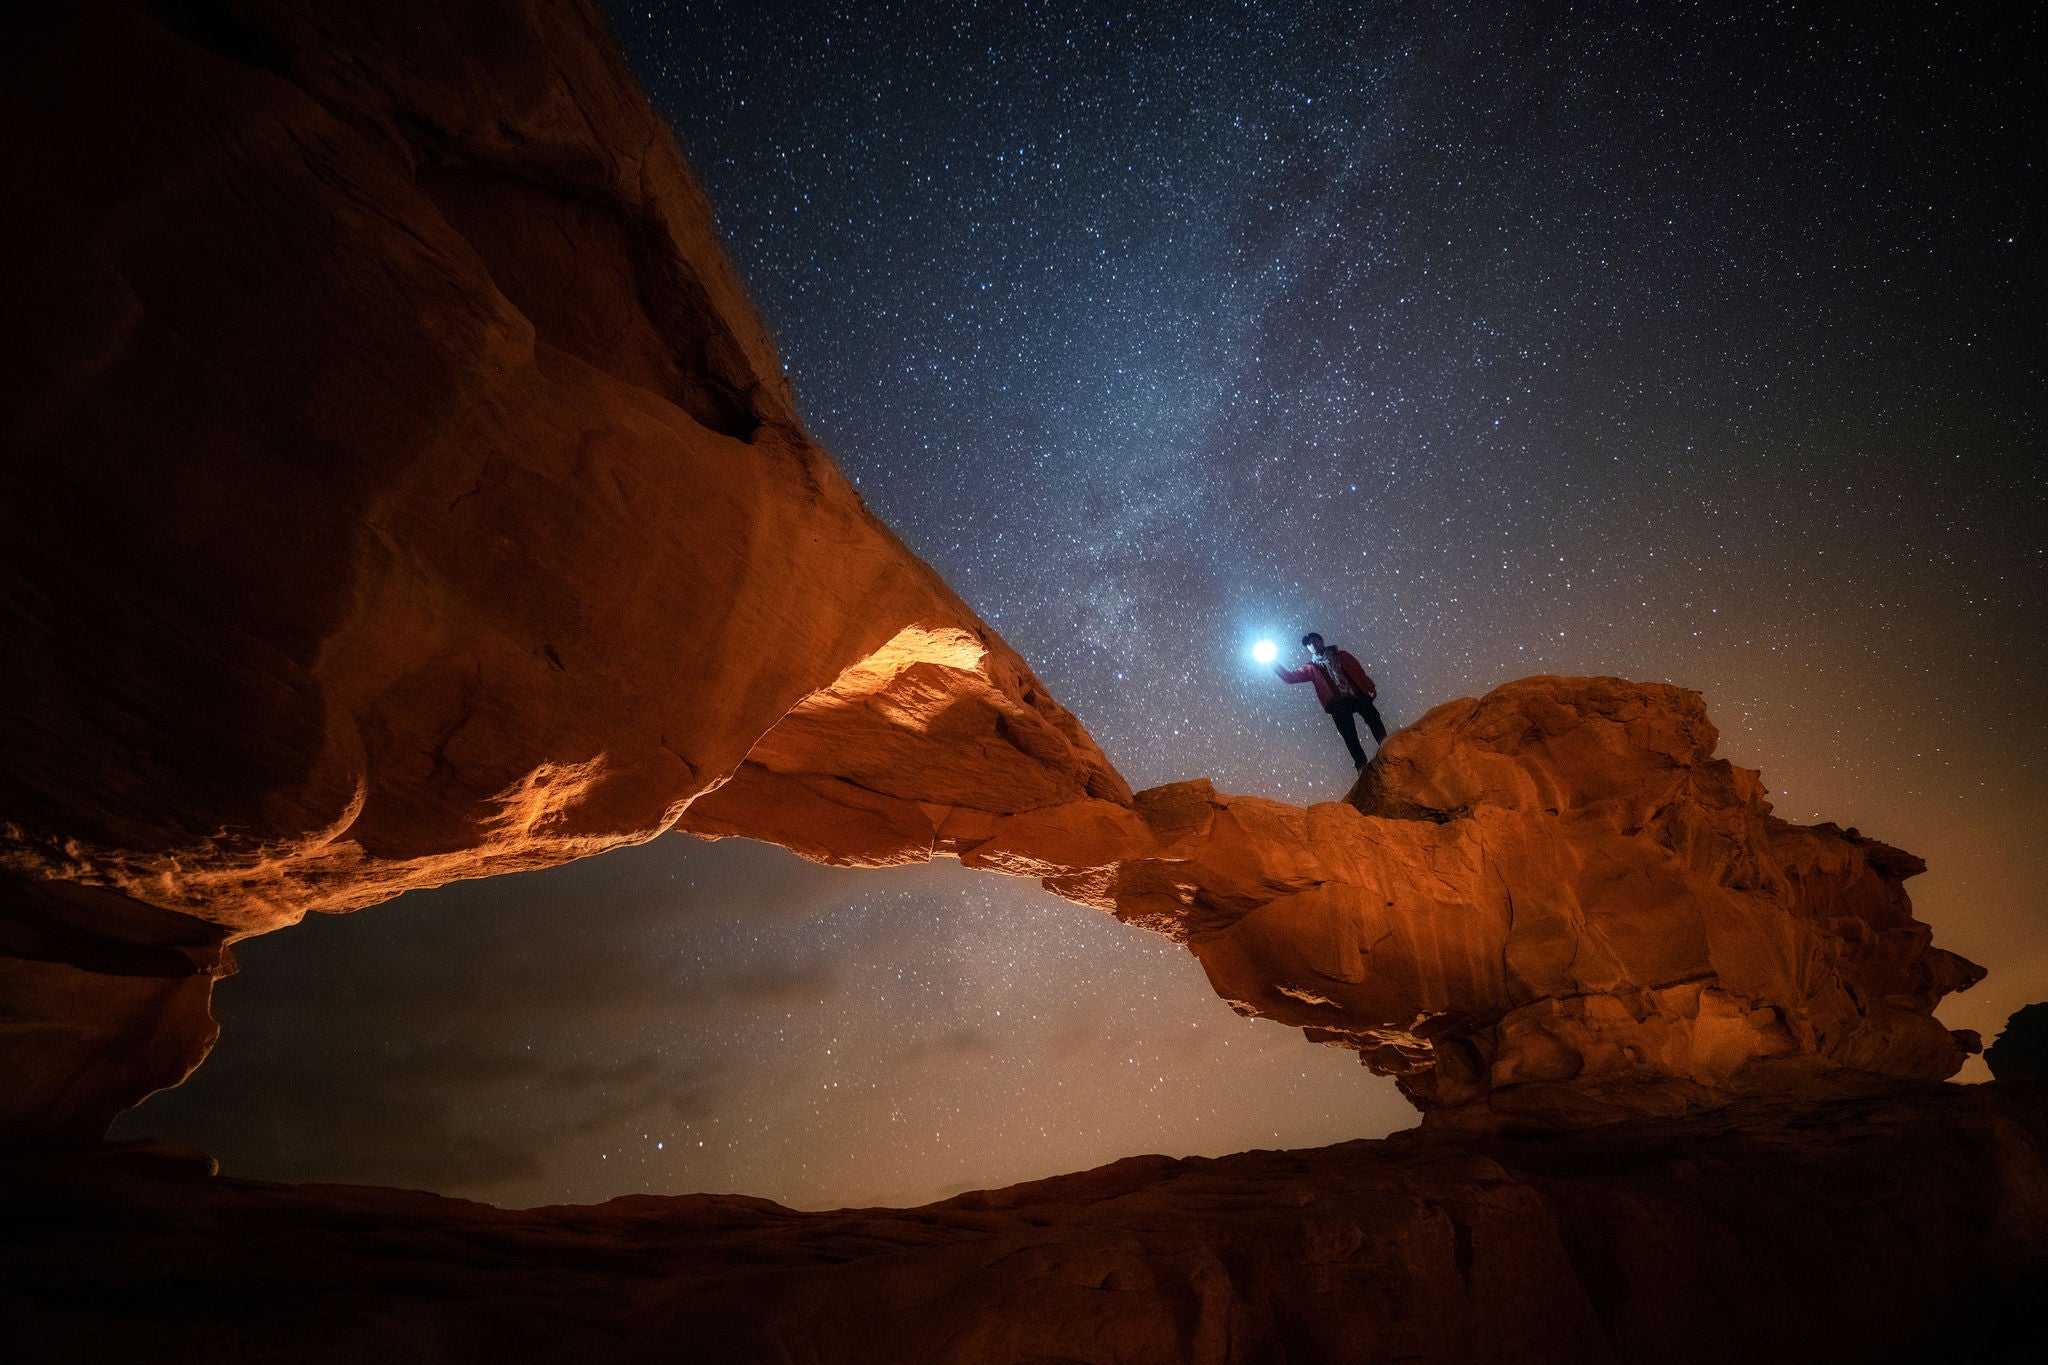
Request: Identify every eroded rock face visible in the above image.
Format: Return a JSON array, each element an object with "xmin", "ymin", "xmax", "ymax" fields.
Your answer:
[
  {"xmin": 705, "ymin": 671, "xmax": 1981, "ymax": 1128},
  {"xmin": 0, "ymin": 0, "xmax": 1117, "ymax": 1137},
  {"xmin": 0, "ymin": 874, "xmax": 230, "ymax": 1141},
  {"xmin": 675, "ymin": 623, "xmax": 1129, "ymax": 866},
  {"xmin": 1055, "ymin": 678, "xmax": 1984, "ymax": 1128}
]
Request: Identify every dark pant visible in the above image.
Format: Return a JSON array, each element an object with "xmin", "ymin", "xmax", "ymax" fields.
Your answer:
[{"xmin": 1328, "ymin": 696, "xmax": 1387, "ymax": 767}]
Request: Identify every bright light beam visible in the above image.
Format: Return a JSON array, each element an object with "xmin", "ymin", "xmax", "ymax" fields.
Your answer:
[{"xmin": 1251, "ymin": 638, "xmax": 1278, "ymax": 665}]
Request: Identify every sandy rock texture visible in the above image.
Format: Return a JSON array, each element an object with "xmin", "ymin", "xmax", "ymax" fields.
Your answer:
[
  {"xmin": 0, "ymin": 0, "xmax": 1118, "ymax": 1137},
  {"xmin": 702, "ymin": 669, "xmax": 1984, "ymax": 1127},
  {"xmin": 6, "ymin": 1083, "xmax": 2045, "ymax": 1364},
  {"xmin": 1075, "ymin": 677, "xmax": 1987, "ymax": 1129}
]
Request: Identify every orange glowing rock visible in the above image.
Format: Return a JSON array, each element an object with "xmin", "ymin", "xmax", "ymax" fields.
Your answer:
[
  {"xmin": 706, "ymin": 668, "xmax": 1981, "ymax": 1127},
  {"xmin": 0, "ymin": 0, "xmax": 1117, "ymax": 1137},
  {"xmin": 1074, "ymin": 677, "xmax": 1985, "ymax": 1128}
]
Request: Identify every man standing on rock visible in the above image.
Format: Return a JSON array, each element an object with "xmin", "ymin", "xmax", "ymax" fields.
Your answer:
[{"xmin": 1275, "ymin": 633, "xmax": 1386, "ymax": 769}]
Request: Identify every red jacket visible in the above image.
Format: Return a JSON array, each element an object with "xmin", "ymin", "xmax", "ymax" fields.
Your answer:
[{"xmin": 1276, "ymin": 650, "xmax": 1375, "ymax": 710}]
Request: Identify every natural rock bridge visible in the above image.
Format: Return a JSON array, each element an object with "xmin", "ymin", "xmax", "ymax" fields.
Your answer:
[{"xmin": 0, "ymin": 0, "xmax": 1979, "ymax": 1148}]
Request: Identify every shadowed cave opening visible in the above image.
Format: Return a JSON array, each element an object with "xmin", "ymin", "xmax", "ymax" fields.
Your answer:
[{"xmin": 110, "ymin": 835, "xmax": 1412, "ymax": 1210}]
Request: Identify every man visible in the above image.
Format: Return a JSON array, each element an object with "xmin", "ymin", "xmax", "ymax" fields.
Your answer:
[{"xmin": 1275, "ymin": 632, "xmax": 1386, "ymax": 769}]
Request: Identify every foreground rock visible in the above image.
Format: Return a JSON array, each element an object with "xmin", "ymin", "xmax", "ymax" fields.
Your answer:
[{"xmin": 6, "ymin": 1084, "xmax": 2044, "ymax": 1364}]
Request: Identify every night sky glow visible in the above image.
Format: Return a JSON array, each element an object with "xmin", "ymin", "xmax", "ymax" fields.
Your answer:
[{"xmin": 118, "ymin": 1, "xmax": 2043, "ymax": 1209}]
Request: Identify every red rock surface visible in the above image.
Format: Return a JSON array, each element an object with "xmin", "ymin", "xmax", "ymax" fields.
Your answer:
[
  {"xmin": 1125, "ymin": 677, "xmax": 1986, "ymax": 1129},
  {"xmin": 0, "ymin": 0, "xmax": 1122, "ymax": 925},
  {"xmin": 0, "ymin": 0, "xmax": 1118, "ymax": 1136},
  {"xmin": 6, "ymin": 1084, "xmax": 2045, "ymax": 1363},
  {"xmin": 0, "ymin": 873, "xmax": 230, "ymax": 1140},
  {"xmin": 700, "ymin": 673, "xmax": 1984, "ymax": 1128}
]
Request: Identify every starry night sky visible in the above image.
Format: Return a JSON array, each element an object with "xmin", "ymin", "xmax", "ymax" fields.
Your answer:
[{"xmin": 118, "ymin": 0, "xmax": 2043, "ymax": 1209}]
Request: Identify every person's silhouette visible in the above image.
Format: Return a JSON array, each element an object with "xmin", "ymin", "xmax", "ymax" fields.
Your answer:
[{"xmin": 1274, "ymin": 632, "xmax": 1386, "ymax": 769}]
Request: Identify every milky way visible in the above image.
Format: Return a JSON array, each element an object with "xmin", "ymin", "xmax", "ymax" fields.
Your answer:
[{"xmin": 120, "ymin": 0, "xmax": 2043, "ymax": 1209}]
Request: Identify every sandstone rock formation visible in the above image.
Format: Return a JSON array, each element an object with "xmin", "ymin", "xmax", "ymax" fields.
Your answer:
[
  {"xmin": 0, "ymin": 0, "xmax": 1983, "ymax": 1147},
  {"xmin": 1138, "ymin": 677, "xmax": 1985, "ymax": 1127},
  {"xmin": 7, "ymin": 1083, "xmax": 2046, "ymax": 1363},
  {"xmin": 698, "ymin": 673, "xmax": 1985, "ymax": 1130},
  {"xmin": 0, "ymin": 0, "xmax": 1119, "ymax": 1137}
]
